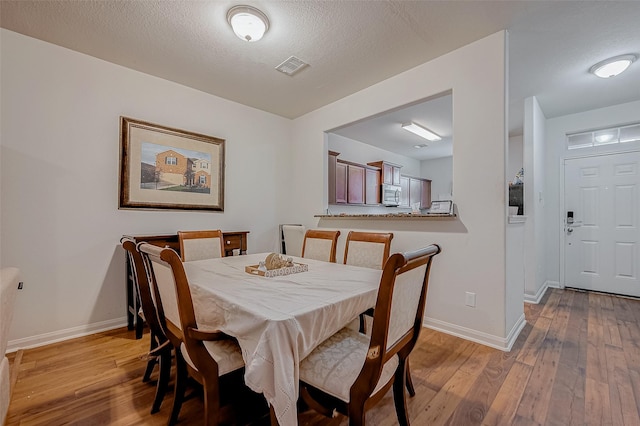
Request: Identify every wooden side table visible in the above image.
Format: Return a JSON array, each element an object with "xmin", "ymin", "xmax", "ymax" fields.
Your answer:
[{"xmin": 123, "ymin": 231, "xmax": 249, "ymax": 338}]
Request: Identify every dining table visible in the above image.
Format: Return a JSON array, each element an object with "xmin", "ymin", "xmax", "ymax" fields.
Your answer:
[{"xmin": 182, "ymin": 253, "xmax": 382, "ymax": 426}]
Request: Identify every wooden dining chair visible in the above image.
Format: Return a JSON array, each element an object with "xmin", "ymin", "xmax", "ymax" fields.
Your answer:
[
  {"xmin": 299, "ymin": 244, "xmax": 441, "ymax": 426},
  {"xmin": 138, "ymin": 243, "xmax": 245, "ymax": 426},
  {"xmin": 301, "ymin": 229, "xmax": 341, "ymax": 263},
  {"xmin": 341, "ymin": 231, "xmax": 421, "ymax": 395},
  {"xmin": 121, "ymin": 238, "xmax": 172, "ymax": 414},
  {"xmin": 178, "ymin": 230, "xmax": 225, "ymax": 262}
]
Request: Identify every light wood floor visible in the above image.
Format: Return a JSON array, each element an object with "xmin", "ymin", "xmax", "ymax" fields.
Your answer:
[{"xmin": 6, "ymin": 288, "xmax": 640, "ymax": 425}]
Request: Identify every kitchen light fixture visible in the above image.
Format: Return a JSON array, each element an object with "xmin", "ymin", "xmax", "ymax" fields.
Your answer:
[
  {"xmin": 414, "ymin": 143, "xmax": 428, "ymax": 149},
  {"xmin": 589, "ymin": 54, "xmax": 637, "ymax": 78},
  {"xmin": 227, "ymin": 5, "xmax": 269, "ymax": 42},
  {"xmin": 401, "ymin": 122, "xmax": 441, "ymax": 141}
]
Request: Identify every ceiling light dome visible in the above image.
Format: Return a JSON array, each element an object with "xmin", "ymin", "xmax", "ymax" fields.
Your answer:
[
  {"xmin": 589, "ymin": 54, "xmax": 637, "ymax": 78},
  {"xmin": 227, "ymin": 5, "xmax": 269, "ymax": 42}
]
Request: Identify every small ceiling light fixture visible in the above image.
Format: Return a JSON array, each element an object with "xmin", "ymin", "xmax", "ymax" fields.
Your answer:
[
  {"xmin": 401, "ymin": 122, "xmax": 441, "ymax": 141},
  {"xmin": 589, "ymin": 54, "xmax": 637, "ymax": 78},
  {"xmin": 227, "ymin": 5, "xmax": 269, "ymax": 42},
  {"xmin": 414, "ymin": 143, "xmax": 429, "ymax": 149}
]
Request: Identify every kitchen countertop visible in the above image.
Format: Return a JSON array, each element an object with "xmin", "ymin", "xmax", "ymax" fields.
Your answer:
[{"xmin": 314, "ymin": 212, "xmax": 456, "ymax": 219}]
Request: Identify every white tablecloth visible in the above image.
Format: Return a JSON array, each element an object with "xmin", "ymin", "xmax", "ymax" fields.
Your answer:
[{"xmin": 183, "ymin": 253, "xmax": 381, "ymax": 426}]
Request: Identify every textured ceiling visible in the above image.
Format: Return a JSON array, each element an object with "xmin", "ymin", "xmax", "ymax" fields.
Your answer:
[{"xmin": 1, "ymin": 1, "xmax": 639, "ymax": 145}]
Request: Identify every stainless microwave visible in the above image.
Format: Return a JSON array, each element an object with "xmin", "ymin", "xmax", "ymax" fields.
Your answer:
[{"xmin": 381, "ymin": 184, "xmax": 401, "ymax": 206}]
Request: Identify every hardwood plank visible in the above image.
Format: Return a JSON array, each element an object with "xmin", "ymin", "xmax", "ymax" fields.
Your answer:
[
  {"xmin": 415, "ymin": 369, "xmax": 476, "ymax": 425},
  {"xmin": 515, "ymin": 290, "xmax": 574, "ymax": 424},
  {"xmin": 586, "ymin": 292, "xmax": 609, "ymax": 384},
  {"xmin": 516, "ymin": 316, "xmax": 552, "ymax": 367},
  {"xmin": 545, "ymin": 289, "xmax": 588, "ymax": 426},
  {"xmin": 539, "ymin": 289, "xmax": 561, "ymax": 319},
  {"xmin": 600, "ymin": 295, "xmax": 623, "ymax": 348},
  {"xmin": 482, "ymin": 361, "xmax": 532, "ymax": 426},
  {"xmin": 605, "ymin": 344, "xmax": 640, "ymax": 426},
  {"xmin": 585, "ymin": 377, "xmax": 613, "ymax": 426},
  {"xmin": 447, "ymin": 330, "xmax": 529, "ymax": 425}
]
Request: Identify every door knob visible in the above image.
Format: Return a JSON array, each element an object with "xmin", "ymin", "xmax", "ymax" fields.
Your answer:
[{"xmin": 567, "ymin": 227, "xmax": 573, "ymax": 233}]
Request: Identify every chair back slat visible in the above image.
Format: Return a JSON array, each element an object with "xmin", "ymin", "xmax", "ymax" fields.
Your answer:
[
  {"xmin": 365, "ymin": 244, "xmax": 440, "ymax": 370},
  {"xmin": 178, "ymin": 230, "xmax": 224, "ymax": 262},
  {"xmin": 150, "ymin": 258, "xmax": 182, "ymax": 330},
  {"xmin": 386, "ymin": 263, "xmax": 428, "ymax": 349},
  {"xmin": 301, "ymin": 229, "xmax": 340, "ymax": 263},
  {"xmin": 343, "ymin": 231, "xmax": 393, "ymax": 270}
]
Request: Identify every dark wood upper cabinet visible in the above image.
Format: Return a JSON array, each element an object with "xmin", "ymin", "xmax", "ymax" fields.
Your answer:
[
  {"xmin": 365, "ymin": 168, "xmax": 381, "ymax": 204},
  {"xmin": 399, "ymin": 176, "xmax": 410, "ymax": 208},
  {"xmin": 347, "ymin": 164, "xmax": 365, "ymax": 204},
  {"xmin": 335, "ymin": 162, "xmax": 347, "ymax": 204},
  {"xmin": 368, "ymin": 161, "xmax": 402, "ymax": 186},
  {"xmin": 399, "ymin": 175, "xmax": 432, "ymax": 209}
]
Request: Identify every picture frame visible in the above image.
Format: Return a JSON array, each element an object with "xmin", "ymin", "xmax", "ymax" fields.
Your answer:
[
  {"xmin": 119, "ymin": 117, "xmax": 225, "ymax": 211},
  {"xmin": 428, "ymin": 200, "xmax": 453, "ymax": 214}
]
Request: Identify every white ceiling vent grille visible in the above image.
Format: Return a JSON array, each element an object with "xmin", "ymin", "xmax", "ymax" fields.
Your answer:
[{"xmin": 275, "ymin": 56, "xmax": 308, "ymax": 76}]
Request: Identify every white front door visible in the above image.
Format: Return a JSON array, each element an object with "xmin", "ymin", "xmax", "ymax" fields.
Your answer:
[{"xmin": 564, "ymin": 151, "xmax": 640, "ymax": 297}]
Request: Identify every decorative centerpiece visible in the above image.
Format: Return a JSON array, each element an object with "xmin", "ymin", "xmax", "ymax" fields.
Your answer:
[{"xmin": 245, "ymin": 253, "xmax": 308, "ymax": 277}]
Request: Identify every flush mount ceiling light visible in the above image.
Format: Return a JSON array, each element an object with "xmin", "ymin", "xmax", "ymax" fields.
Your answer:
[
  {"xmin": 401, "ymin": 122, "xmax": 441, "ymax": 141},
  {"xmin": 414, "ymin": 143, "xmax": 428, "ymax": 149},
  {"xmin": 227, "ymin": 5, "xmax": 269, "ymax": 42},
  {"xmin": 589, "ymin": 54, "xmax": 637, "ymax": 78}
]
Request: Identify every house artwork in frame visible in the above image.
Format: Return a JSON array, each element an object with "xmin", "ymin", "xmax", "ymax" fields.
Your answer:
[{"xmin": 119, "ymin": 117, "xmax": 225, "ymax": 211}]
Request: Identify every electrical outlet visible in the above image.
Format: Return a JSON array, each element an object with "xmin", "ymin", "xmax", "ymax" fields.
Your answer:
[{"xmin": 465, "ymin": 291, "xmax": 476, "ymax": 307}]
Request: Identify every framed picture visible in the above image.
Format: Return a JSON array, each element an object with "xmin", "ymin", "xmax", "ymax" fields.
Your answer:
[{"xmin": 119, "ymin": 117, "xmax": 225, "ymax": 211}]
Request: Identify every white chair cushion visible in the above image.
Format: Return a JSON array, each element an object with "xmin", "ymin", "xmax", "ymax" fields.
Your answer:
[
  {"xmin": 345, "ymin": 241, "xmax": 386, "ymax": 269},
  {"xmin": 180, "ymin": 339, "xmax": 244, "ymax": 376},
  {"xmin": 282, "ymin": 225, "xmax": 305, "ymax": 257},
  {"xmin": 182, "ymin": 237, "xmax": 223, "ymax": 262},
  {"xmin": 303, "ymin": 238, "xmax": 333, "ymax": 262},
  {"xmin": 299, "ymin": 327, "xmax": 399, "ymax": 402}
]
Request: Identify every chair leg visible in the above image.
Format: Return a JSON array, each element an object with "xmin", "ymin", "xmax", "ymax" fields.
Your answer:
[
  {"xmin": 203, "ymin": 378, "xmax": 220, "ymax": 426},
  {"xmin": 405, "ymin": 360, "xmax": 416, "ymax": 397},
  {"xmin": 347, "ymin": 401, "xmax": 366, "ymax": 426},
  {"xmin": 393, "ymin": 361, "xmax": 410, "ymax": 426},
  {"xmin": 168, "ymin": 352, "xmax": 188, "ymax": 426},
  {"xmin": 151, "ymin": 348, "xmax": 172, "ymax": 414},
  {"xmin": 143, "ymin": 333, "xmax": 159, "ymax": 382}
]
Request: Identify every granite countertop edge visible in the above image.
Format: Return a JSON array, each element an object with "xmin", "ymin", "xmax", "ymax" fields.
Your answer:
[{"xmin": 314, "ymin": 213, "xmax": 456, "ymax": 219}]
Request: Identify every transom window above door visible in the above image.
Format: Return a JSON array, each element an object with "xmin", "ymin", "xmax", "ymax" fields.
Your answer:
[{"xmin": 567, "ymin": 123, "xmax": 640, "ymax": 150}]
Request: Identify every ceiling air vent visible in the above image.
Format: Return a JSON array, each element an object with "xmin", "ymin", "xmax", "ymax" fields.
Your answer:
[{"xmin": 275, "ymin": 56, "xmax": 308, "ymax": 76}]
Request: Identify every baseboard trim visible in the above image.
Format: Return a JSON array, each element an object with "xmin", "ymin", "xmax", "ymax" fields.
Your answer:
[
  {"xmin": 524, "ymin": 280, "xmax": 560, "ymax": 304},
  {"xmin": 423, "ymin": 313, "xmax": 527, "ymax": 352},
  {"xmin": 6, "ymin": 317, "xmax": 127, "ymax": 353}
]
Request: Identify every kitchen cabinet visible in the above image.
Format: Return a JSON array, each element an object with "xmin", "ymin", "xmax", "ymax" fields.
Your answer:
[
  {"xmin": 329, "ymin": 151, "xmax": 381, "ymax": 205},
  {"xmin": 368, "ymin": 161, "xmax": 402, "ymax": 186},
  {"xmin": 400, "ymin": 175, "xmax": 431, "ymax": 209},
  {"xmin": 365, "ymin": 168, "xmax": 380, "ymax": 204},
  {"xmin": 347, "ymin": 164, "xmax": 365, "ymax": 204},
  {"xmin": 399, "ymin": 176, "xmax": 410, "ymax": 208},
  {"xmin": 335, "ymin": 161, "xmax": 347, "ymax": 203}
]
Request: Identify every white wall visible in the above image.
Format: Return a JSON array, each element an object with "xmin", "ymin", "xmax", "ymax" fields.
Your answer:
[
  {"xmin": 508, "ymin": 135, "xmax": 523, "ymax": 184},
  {"xmin": 0, "ymin": 30, "xmax": 291, "ymax": 347},
  {"xmin": 522, "ymin": 97, "xmax": 547, "ymax": 301},
  {"xmin": 544, "ymin": 99, "xmax": 640, "ymax": 286},
  {"xmin": 421, "ymin": 156, "xmax": 453, "ymax": 200},
  {"xmin": 290, "ymin": 32, "xmax": 521, "ymax": 350}
]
